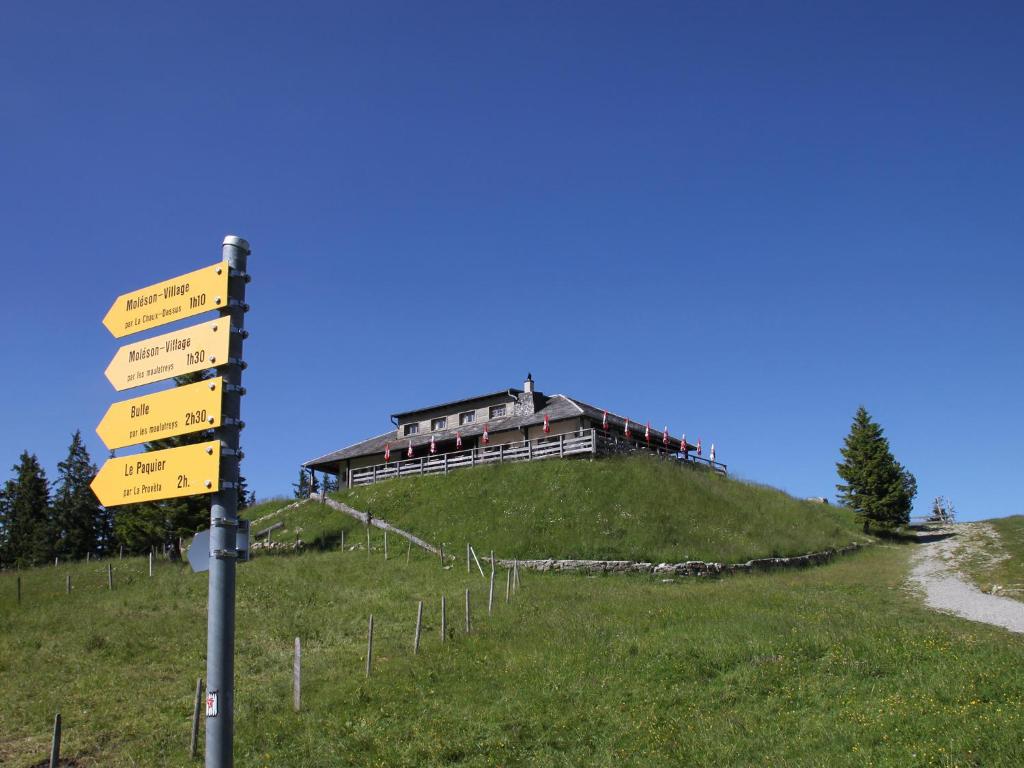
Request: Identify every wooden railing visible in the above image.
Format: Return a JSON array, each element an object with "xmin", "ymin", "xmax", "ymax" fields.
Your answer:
[{"xmin": 348, "ymin": 428, "xmax": 727, "ymax": 487}]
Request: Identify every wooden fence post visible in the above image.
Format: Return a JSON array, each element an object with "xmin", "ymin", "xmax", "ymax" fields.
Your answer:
[
  {"xmin": 490, "ymin": 550, "xmax": 495, "ymax": 575},
  {"xmin": 465, "ymin": 589, "xmax": 471, "ymax": 634},
  {"xmin": 107, "ymin": 563, "xmax": 113, "ymax": 590},
  {"xmin": 407, "ymin": 540, "xmax": 411, "ymax": 564},
  {"xmin": 190, "ymin": 677, "xmax": 203, "ymax": 759},
  {"xmin": 340, "ymin": 529, "xmax": 345, "ymax": 550},
  {"xmin": 66, "ymin": 574, "xmax": 71, "ymax": 594},
  {"xmin": 366, "ymin": 615, "xmax": 374, "ymax": 677},
  {"xmin": 49, "ymin": 712, "xmax": 61, "ymax": 768},
  {"xmin": 488, "ymin": 571, "xmax": 494, "ymax": 615},
  {"xmin": 293, "ymin": 637, "xmax": 301, "ymax": 712},
  {"xmin": 384, "ymin": 530, "xmax": 388, "ymax": 560},
  {"xmin": 366, "ymin": 526, "xmax": 371, "ymax": 557},
  {"xmin": 439, "ymin": 543, "xmax": 444, "ymax": 567},
  {"xmin": 414, "ymin": 601, "xmax": 423, "ymax": 654},
  {"xmin": 466, "ymin": 543, "xmax": 470, "ymax": 574},
  {"xmin": 470, "ymin": 546, "xmax": 485, "ymax": 578},
  {"xmin": 149, "ymin": 552, "xmax": 154, "ymax": 577},
  {"xmin": 440, "ymin": 595, "xmax": 447, "ymax": 642},
  {"xmin": 506, "ymin": 569, "xmax": 511, "ymax": 603}
]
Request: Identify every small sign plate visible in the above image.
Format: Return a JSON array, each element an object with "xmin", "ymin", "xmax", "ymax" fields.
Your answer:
[{"xmin": 206, "ymin": 690, "xmax": 219, "ymax": 717}]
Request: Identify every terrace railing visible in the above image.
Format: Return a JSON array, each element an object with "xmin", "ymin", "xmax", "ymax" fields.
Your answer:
[{"xmin": 348, "ymin": 428, "xmax": 726, "ymax": 488}]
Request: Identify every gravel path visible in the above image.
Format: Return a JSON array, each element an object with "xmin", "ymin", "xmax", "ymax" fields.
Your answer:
[{"xmin": 909, "ymin": 524, "xmax": 1024, "ymax": 634}]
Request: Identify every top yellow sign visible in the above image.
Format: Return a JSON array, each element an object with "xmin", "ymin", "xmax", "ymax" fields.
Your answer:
[{"xmin": 103, "ymin": 262, "xmax": 229, "ymax": 338}]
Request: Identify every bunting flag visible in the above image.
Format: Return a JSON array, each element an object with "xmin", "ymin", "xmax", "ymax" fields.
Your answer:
[
  {"xmin": 407, "ymin": 440, "xmax": 414, "ymax": 458},
  {"xmin": 662, "ymin": 426, "xmax": 669, "ymax": 446},
  {"xmin": 482, "ymin": 423, "xmax": 490, "ymax": 444},
  {"xmin": 681, "ymin": 433, "xmax": 688, "ymax": 455},
  {"xmin": 384, "ymin": 443, "xmax": 390, "ymax": 463},
  {"xmin": 430, "ymin": 434, "xmax": 436, "ymax": 454},
  {"xmin": 602, "ymin": 410, "xmax": 609, "ymax": 430},
  {"xmin": 543, "ymin": 414, "xmax": 550, "ymax": 434},
  {"xmin": 456, "ymin": 431, "xmax": 463, "ymax": 449},
  {"xmin": 710, "ymin": 443, "xmax": 716, "ymax": 462},
  {"xmin": 696, "ymin": 438, "xmax": 703, "ymax": 456},
  {"xmin": 645, "ymin": 421, "xmax": 651, "ymax": 443},
  {"xmin": 624, "ymin": 418, "xmax": 631, "ymax": 438}
]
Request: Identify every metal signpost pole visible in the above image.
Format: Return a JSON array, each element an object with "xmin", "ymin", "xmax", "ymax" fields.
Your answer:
[{"xmin": 206, "ymin": 235, "xmax": 249, "ymax": 768}]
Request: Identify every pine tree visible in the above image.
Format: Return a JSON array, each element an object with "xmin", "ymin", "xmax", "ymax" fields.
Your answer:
[
  {"xmin": 836, "ymin": 406, "xmax": 917, "ymax": 532},
  {"xmin": 53, "ymin": 430, "xmax": 102, "ymax": 560},
  {"xmin": 293, "ymin": 469, "xmax": 314, "ymax": 499},
  {"xmin": 2, "ymin": 452, "xmax": 53, "ymax": 566}
]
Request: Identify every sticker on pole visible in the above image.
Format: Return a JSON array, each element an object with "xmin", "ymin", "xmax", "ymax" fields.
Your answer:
[{"xmin": 206, "ymin": 690, "xmax": 219, "ymax": 717}]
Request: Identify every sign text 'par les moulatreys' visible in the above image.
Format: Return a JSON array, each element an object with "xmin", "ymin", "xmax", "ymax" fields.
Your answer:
[
  {"xmin": 96, "ymin": 376, "xmax": 224, "ymax": 451},
  {"xmin": 89, "ymin": 440, "xmax": 221, "ymax": 507},
  {"xmin": 102, "ymin": 262, "xmax": 229, "ymax": 338},
  {"xmin": 104, "ymin": 317, "xmax": 230, "ymax": 392}
]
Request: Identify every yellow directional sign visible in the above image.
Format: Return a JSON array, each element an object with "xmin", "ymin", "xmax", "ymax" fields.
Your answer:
[
  {"xmin": 90, "ymin": 440, "xmax": 221, "ymax": 507},
  {"xmin": 96, "ymin": 377, "xmax": 224, "ymax": 450},
  {"xmin": 102, "ymin": 262, "xmax": 229, "ymax": 338},
  {"xmin": 104, "ymin": 317, "xmax": 230, "ymax": 392}
]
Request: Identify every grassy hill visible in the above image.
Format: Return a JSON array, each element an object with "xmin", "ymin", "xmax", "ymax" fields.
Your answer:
[
  {"xmin": 331, "ymin": 457, "xmax": 863, "ymax": 563},
  {"xmin": 3, "ymin": 521, "xmax": 1024, "ymax": 766},
  {"xmin": 955, "ymin": 515, "xmax": 1024, "ymax": 600}
]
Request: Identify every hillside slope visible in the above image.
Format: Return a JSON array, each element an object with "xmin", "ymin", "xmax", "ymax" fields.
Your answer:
[{"xmin": 331, "ymin": 456, "xmax": 862, "ymax": 563}]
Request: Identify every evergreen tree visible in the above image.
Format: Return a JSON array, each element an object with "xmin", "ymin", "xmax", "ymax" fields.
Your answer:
[
  {"xmin": 2, "ymin": 452, "xmax": 53, "ymax": 566},
  {"xmin": 0, "ymin": 483, "xmax": 11, "ymax": 567},
  {"xmin": 293, "ymin": 469, "xmax": 315, "ymax": 499},
  {"xmin": 53, "ymin": 430, "xmax": 102, "ymax": 560},
  {"xmin": 836, "ymin": 406, "xmax": 917, "ymax": 532}
]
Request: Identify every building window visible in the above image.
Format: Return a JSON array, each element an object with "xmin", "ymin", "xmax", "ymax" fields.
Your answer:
[
  {"xmin": 431, "ymin": 417, "xmax": 447, "ymax": 431},
  {"xmin": 489, "ymin": 404, "xmax": 507, "ymax": 418},
  {"xmin": 404, "ymin": 423, "xmax": 419, "ymax": 436},
  {"xmin": 459, "ymin": 411, "xmax": 476, "ymax": 426}
]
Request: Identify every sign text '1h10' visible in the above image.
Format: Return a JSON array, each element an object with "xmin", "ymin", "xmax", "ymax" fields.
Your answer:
[{"xmin": 102, "ymin": 262, "xmax": 229, "ymax": 338}]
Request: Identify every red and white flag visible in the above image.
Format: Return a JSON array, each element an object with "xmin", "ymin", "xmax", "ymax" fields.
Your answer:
[
  {"xmin": 430, "ymin": 434, "xmax": 436, "ymax": 454},
  {"xmin": 543, "ymin": 414, "xmax": 550, "ymax": 434},
  {"xmin": 662, "ymin": 426, "xmax": 669, "ymax": 446},
  {"xmin": 624, "ymin": 418, "xmax": 631, "ymax": 438},
  {"xmin": 482, "ymin": 423, "xmax": 490, "ymax": 444},
  {"xmin": 710, "ymin": 443, "xmax": 716, "ymax": 462},
  {"xmin": 696, "ymin": 438, "xmax": 702, "ymax": 456},
  {"xmin": 602, "ymin": 410, "xmax": 608, "ymax": 430},
  {"xmin": 456, "ymin": 432, "xmax": 462, "ymax": 449},
  {"xmin": 645, "ymin": 421, "xmax": 651, "ymax": 443},
  {"xmin": 384, "ymin": 443, "xmax": 390, "ymax": 462},
  {"xmin": 407, "ymin": 440, "xmax": 414, "ymax": 458},
  {"xmin": 681, "ymin": 433, "xmax": 688, "ymax": 455}
]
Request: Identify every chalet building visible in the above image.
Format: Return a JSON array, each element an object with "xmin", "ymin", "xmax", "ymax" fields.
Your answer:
[{"xmin": 304, "ymin": 374, "xmax": 725, "ymax": 488}]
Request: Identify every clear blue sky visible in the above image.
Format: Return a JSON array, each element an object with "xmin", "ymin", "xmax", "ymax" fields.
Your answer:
[{"xmin": 1, "ymin": 2, "xmax": 1020, "ymax": 521}]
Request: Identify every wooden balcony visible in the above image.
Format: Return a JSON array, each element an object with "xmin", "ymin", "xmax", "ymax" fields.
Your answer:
[{"xmin": 347, "ymin": 428, "xmax": 726, "ymax": 488}]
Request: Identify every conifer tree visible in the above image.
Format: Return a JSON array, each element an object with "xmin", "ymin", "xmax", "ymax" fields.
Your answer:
[
  {"xmin": 293, "ymin": 469, "xmax": 316, "ymax": 499},
  {"xmin": 2, "ymin": 451, "xmax": 53, "ymax": 566},
  {"xmin": 836, "ymin": 406, "xmax": 917, "ymax": 532},
  {"xmin": 53, "ymin": 430, "xmax": 102, "ymax": 560}
]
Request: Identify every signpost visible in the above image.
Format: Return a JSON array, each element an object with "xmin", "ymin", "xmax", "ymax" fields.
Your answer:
[
  {"xmin": 92, "ymin": 235, "xmax": 250, "ymax": 767},
  {"xmin": 96, "ymin": 376, "xmax": 224, "ymax": 450},
  {"xmin": 90, "ymin": 440, "xmax": 222, "ymax": 506},
  {"xmin": 104, "ymin": 317, "xmax": 231, "ymax": 392},
  {"xmin": 102, "ymin": 262, "xmax": 229, "ymax": 338}
]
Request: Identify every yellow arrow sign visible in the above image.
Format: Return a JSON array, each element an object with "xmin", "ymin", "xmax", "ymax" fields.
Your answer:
[
  {"xmin": 102, "ymin": 262, "xmax": 229, "ymax": 338},
  {"xmin": 96, "ymin": 377, "xmax": 224, "ymax": 450},
  {"xmin": 90, "ymin": 440, "xmax": 221, "ymax": 507},
  {"xmin": 104, "ymin": 317, "xmax": 230, "ymax": 392}
]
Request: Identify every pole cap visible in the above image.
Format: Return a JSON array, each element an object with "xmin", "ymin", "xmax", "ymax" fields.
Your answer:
[{"xmin": 222, "ymin": 235, "xmax": 251, "ymax": 253}]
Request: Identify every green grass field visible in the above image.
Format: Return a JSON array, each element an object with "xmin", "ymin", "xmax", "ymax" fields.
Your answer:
[
  {"xmin": 331, "ymin": 457, "xmax": 863, "ymax": 563},
  {"xmin": 956, "ymin": 516, "xmax": 1024, "ymax": 600},
  {"xmin": 2, "ymin": 509, "xmax": 1024, "ymax": 767}
]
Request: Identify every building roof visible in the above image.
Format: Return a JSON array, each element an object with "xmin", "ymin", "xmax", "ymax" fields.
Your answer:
[{"xmin": 390, "ymin": 389, "xmax": 521, "ymax": 420}]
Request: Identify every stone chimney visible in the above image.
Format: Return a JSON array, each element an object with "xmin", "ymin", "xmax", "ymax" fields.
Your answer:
[{"xmin": 514, "ymin": 373, "xmax": 537, "ymax": 416}]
